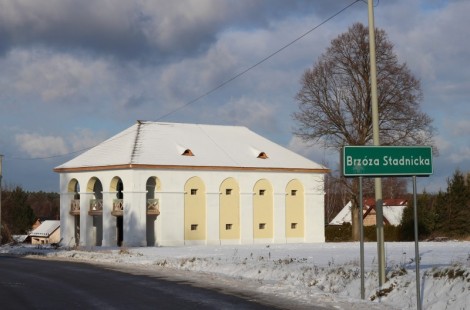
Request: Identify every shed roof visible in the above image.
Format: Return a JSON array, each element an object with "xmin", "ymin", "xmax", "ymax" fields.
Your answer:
[
  {"xmin": 55, "ymin": 122, "xmax": 328, "ymax": 173},
  {"xmin": 29, "ymin": 220, "xmax": 60, "ymax": 237}
]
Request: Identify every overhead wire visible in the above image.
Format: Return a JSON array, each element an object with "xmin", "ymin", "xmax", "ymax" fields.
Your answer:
[
  {"xmin": 154, "ymin": 0, "xmax": 362, "ymax": 121},
  {"xmin": 6, "ymin": 0, "xmax": 362, "ymax": 161}
]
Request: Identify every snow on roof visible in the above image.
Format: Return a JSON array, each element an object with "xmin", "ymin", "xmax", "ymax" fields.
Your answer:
[
  {"xmin": 29, "ymin": 220, "xmax": 60, "ymax": 237},
  {"xmin": 55, "ymin": 121, "xmax": 327, "ymax": 172},
  {"xmin": 329, "ymin": 201, "xmax": 353, "ymax": 225},
  {"xmin": 382, "ymin": 205, "xmax": 407, "ymax": 226},
  {"xmin": 12, "ymin": 235, "xmax": 28, "ymax": 243},
  {"xmin": 329, "ymin": 199, "xmax": 408, "ymax": 226}
]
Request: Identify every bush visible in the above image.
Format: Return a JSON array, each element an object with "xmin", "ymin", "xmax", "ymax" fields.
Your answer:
[
  {"xmin": 326, "ymin": 223, "xmax": 402, "ymax": 242},
  {"xmin": 325, "ymin": 223, "xmax": 352, "ymax": 242}
]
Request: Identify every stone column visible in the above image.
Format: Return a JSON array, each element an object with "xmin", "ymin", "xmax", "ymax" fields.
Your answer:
[
  {"xmin": 79, "ymin": 192, "xmax": 94, "ymax": 246},
  {"xmin": 122, "ymin": 190, "xmax": 147, "ymax": 247},
  {"xmin": 101, "ymin": 191, "xmax": 117, "ymax": 247},
  {"xmin": 59, "ymin": 192, "xmax": 75, "ymax": 247}
]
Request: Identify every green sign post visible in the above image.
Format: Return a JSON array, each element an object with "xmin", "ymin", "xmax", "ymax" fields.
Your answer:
[
  {"xmin": 342, "ymin": 146, "xmax": 433, "ymax": 177},
  {"xmin": 343, "ymin": 145, "xmax": 432, "ymax": 310}
]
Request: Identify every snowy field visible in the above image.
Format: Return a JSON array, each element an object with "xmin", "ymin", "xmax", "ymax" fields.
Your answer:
[{"xmin": 2, "ymin": 241, "xmax": 469, "ymax": 309}]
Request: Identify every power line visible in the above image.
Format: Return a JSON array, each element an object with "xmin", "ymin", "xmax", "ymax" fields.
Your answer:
[
  {"xmin": 155, "ymin": 0, "xmax": 362, "ymax": 121},
  {"xmin": 7, "ymin": 0, "xmax": 362, "ymax": 161}
]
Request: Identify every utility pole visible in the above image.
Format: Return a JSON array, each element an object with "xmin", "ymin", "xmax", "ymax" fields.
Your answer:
[
  {"xmin": 0, "ymin": 155, "xmax": 3, "ymax": 245},
  {"xmin": 367, "ymin": 0, "xmax": 386, "ymax": 287}
]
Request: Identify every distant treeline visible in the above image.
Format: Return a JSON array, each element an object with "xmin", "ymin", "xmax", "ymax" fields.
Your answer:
[
  {"xmin": 1, "ymin": 187, "xmax": 59, "ymax": 244},
  {"xmin": 327, "ymin": 169, "xmax": 470, "ymax": 242}
]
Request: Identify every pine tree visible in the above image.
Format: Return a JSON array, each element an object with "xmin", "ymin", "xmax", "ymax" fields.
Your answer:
[
  {"xmin": 434, "ymin": 170, "xmax": 470, "ymax": 237},
  {"xmin": 2, "ymin": 187, "xmax": 36, "ymax": 235},
  {"xmin": 400, "ymin": 191, "xmax": 435, "ymax": 240}
]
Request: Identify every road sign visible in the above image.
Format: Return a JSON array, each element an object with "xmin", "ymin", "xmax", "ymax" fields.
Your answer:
[{"xmin": 342, "ymin": 146, "xmax": 433, "ymax": 177}]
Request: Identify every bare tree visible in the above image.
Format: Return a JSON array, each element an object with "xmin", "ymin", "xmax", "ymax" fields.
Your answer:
[
  {"xmin": 293, "ymin": 23, "xmax": 435, "ymax": 239},
  {"xmin": 324, "ymin": 172, "xmax": 349, "ymax": 223}
]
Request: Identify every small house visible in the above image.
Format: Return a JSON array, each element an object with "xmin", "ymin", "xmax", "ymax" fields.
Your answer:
[
  {"xmin": 329, "ymin": 198, "xmax": 407, "ymax": 226},
  {"xmin": 29, "ymin": 220, "xmax": 61, "ymax": 245}
]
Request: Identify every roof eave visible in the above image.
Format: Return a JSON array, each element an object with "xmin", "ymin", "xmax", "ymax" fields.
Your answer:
[{"xmin": 54, "ymin": 164, "xmax": 330, "ymax": 174}]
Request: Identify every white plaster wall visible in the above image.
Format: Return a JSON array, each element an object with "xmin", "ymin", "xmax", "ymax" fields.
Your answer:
[
  {"xmin": 206, "ymin": 192, "xmax": 220, "ymax": 245},
  {"xmin": 101, "ymin": 192, "xmax": 116, "ymax": 246},
  {"xmin": 58, "ymin": 168, "xmax": 325, "ymax": 247},
  {"xmin": 59, "ymin": 190, "xmax": 75, "ymax": 246},
  {"xmin": 239, "ymin": 192, "xmax": 254, "ymax": 244},
  {"xmin": 273, "ymin": 192, "xmax": 286, "ymax": 243}
]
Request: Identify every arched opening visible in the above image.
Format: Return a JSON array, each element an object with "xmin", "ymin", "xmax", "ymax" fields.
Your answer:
[
  {"xmin": 87, "ymin": 177, "xmax": 103, "ymax": 246},
  {"xmin": 253, "ymin": 179, "xmax": 273, "ymax": 239},
  {"xmin": 110, "ymin": 177, "xmax": 124, "ymax": 246},
  {"xmin": 146, "ymin": 176, "xmax": 161, "ymax": 246},
  {"xmin": 219, "ymin": 178, "xmax": 240, "ymax": 240},
  {"xmin": 67, "ymin": 179, "xmax": 80, "ymax": 246},
  {"xmin": 184, "ymin": 177, "xmax": 206, "ymax": 242},
  {"xmin": 285, "ymin": 179, "xmax": 304, "ymax": 239}
]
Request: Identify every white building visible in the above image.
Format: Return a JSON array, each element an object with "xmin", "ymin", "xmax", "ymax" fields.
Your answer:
[
  {"xmin": 329, "ymin": 199, "xmax": 408, "ymax": 227},
  {"xmin": 29, "ymin": 220, "xmax": 61, "ymax": 245},
  {"xmin": 55, "ymin": 121, "xmax": 328, "ymax": 247}
]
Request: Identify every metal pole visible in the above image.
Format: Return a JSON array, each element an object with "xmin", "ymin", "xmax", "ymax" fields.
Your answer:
[
  {"xmin": 413, "ymin": 176, "xmax": 422, "ymax": 310},
  {"xmin": 359, "ymin": 176, "xmax": 365, "ymax": 299},
  {"xmin": 367, "ymin": 0, "xmax": 386, "ymax": 287},
  {"xmin": 0, "ymin": 154, "xmax": 3, "ymax": 245}
]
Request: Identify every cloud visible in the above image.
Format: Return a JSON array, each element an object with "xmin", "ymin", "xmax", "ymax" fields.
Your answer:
[
  {"xmin": 209, "ymin": 97, "xmax": 279, "ymax": 132},
  {"xmin": 0, "ymin": 0, "xmax": 468, "ymax": 193},
  {"xmin": 448, "ymin": 146, "xmax": 470, "ymax": 165},
  {"xmin": 287, "ymin": 136, "xmax": 336, "ymax": 168},
  {"xmin": 0, "ymin": 0, "xmax": 149, "ymax": 59},
  {"xmin": 0, "ymin": 0, "xmax": 346, "ymax": 62},
  {"xmin": 450, "ymin": 121, "xmax": 470, "ymax": 136},
  {"xmin": 433, "ymin": 135, "xmax": 451, "ymax": 154},
  {"xmin": 13, "ymin": 129, "xmax": 110, "ymax": 160},
  {"xmin": 382, "ymin": 1, "xmax": 470, "ymax": 103},
  {"xmin": 68, "ymin": 128, "xmax": 109, "ymax": 153},
  {"xmin": 3, "ymin": 48, "xmax": 113, "ymax": 105},
  {"xmin": 15, "ymin": 133, "xmax": 68, "ymax": 158}
]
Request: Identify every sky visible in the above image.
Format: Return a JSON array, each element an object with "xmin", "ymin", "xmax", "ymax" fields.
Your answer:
[{"xmin": 0, "ymin": 0, "xmax": 469, "ymax": 193}]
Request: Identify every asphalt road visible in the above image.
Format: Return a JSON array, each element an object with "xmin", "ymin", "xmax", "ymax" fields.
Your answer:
[{"xmin": 0, "ymin": 255, "xmax": 290, "ymax": 310}]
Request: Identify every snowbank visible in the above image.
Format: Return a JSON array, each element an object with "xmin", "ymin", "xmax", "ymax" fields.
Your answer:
[{"xmin": 2, "ymin": 242, "xmax": 469, "ymax": 309}]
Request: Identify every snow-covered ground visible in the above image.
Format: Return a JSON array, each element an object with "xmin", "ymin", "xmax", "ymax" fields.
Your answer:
[{"xmin": 2, "ymin": 241, "xmax": 469, "ymax": 309}]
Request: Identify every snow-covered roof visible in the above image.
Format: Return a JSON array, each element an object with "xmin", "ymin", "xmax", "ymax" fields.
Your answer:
[
  {"xmin": 329, "ymin": 199, "xmax": 408, "ymax": 226},
  {"xmin": 12, "ymin": 235, "xmax": 28, "ymax": 243},
  {"xmin": 329, "ymin": 201, "xmax": 353, "ymax": 225},
  {"xmin": 382, "ymin": 205, "xmax": 407, "ymax": 226},
  {"xmin": 55, "ymin": 121, "xmax": 328, "ymax": 173},
  {"xmin": 29, "ymin": 220, "xmax": 60, "ymax": 237}
]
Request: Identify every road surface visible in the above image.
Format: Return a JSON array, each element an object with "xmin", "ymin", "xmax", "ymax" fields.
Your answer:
[{"xmin": 0, "ymin": 255, "xmax": 325, "ymax": 310}]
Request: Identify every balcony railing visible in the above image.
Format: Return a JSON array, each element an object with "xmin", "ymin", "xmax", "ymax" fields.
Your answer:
[
  {"xmin": 70, "ymin": 199, "xmax": 80, "ymax": 215},
  {"xmin": 147, "ymin": 199, "xmax": 160, "ymax": 215},
  {"xmin": 88, "ymin": 199, "xmax": 103, "ymax": 216},
  {"xmin": 79, "ymin": 198, "xmax": 160, "ymax": 217},
  {"xmin": 111, "ymin": 199, "xmax": 124, "ymax": 216}
]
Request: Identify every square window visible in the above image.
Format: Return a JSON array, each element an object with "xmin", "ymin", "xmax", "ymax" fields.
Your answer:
[
  {"xmin": 259, "ymin": 189, "xmax": 265, "ymax": 196},
  {"xmin": 190, "ymin": 189, "xmax": 197, "ymax": 195},
  {"xmin": 226, "ymin": 189, "xmax": 232, "ymax": 195},
  {"xmin": 291, "ymin": 223, "xmax": 297, "ymax": 229},
  {"xmin": 291, "ymin": 190, "xmax": 297, "ymax": 196},
  {"xmin": 190, "ymin": 224, "xmax": 198, "ymax": 231},
  {"xmin": 225, "ymin": 224, "xmax": 232, "ymax": 230},
  {"xmin": 259, "ymin": 223, "xmax": 266, "ymax": 230}
]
